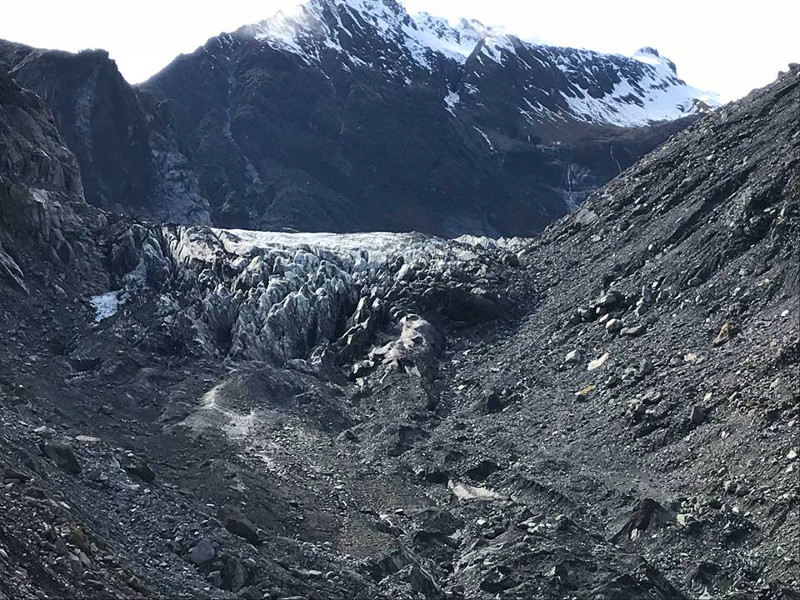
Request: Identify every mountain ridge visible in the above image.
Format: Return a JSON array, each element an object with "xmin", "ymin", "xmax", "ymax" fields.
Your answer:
[{"xmin": 0, "ymin": 40, "xmax": 212, "ymax": 225}]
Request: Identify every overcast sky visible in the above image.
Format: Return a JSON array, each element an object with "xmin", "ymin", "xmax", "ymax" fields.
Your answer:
[{"xmin": 1, "ymin": 0, "xmax": 796, "ymax": 102}]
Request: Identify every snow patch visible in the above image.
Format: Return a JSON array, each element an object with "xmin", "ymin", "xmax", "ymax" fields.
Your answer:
[
  {"xmin": 473, "ymin": 126, "xmax": 495, "ymax": 152},
  {"xmin": 556, "ymin": 47, "xmax": 719, "ymax": 126},
  {"xmin": 444, "ymin": 89, "xmax": 460, "ymax": 108},
  {"xmin": 90, "ymin": 291, "xmax": 120, "ymax": 322}
]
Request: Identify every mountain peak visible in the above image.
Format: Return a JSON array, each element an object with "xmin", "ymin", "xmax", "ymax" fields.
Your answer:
[
  {"xmin": 632, "ymin": 46, "xmax": 677, "ymax": 73},
  {"xmin": 636, "ymin": 46, "xmax": 661, "ymax": 57}
]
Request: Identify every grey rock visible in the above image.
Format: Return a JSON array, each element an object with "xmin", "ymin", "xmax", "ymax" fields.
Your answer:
[
  {"xmin": 237, "ymin": 586, "xmax": 262, "ymax": 600},
  {"xmin": 66, "ymin": 552, "xmax": 84, "ymax": 577},
  {"xmin": 225, "ymin": 517, "xmax": 260, "ymax": 545},
  {"xmin": 620, "ymin": 325, "xmax": 646, "ymax": 337},
  {"xmin": 3, "ymin": 467, "xmax": 29, "ymax": 482},
  {"xmin": 189, "ymin": 538, "xmax": 215, "ymax": 566},
  {"xmin": 475, "ymin": 390, "xmax": 505, "ymax": 415},
  {"xmin": 223, "ymin": 556, "xmax": 248, "ymax": 592},
  {"xmin": 637, "ymin": 359, "xmax": 655, "ymax": 378},
  {"xmin": 597, "ymin": 290, "xmax": 625, "ymax": 308},
  {"xmin": 122, "ymin": 457, "xmax": 156, "ymax": 483},
  {"xmin": 690, "ymin": 405, "xmax": 706, "ymax": 426},
  {"xmin": 409, "ymin": 564, "xmax": 442, "ymax": 599},
  {"xmin": 605, "ymin": 318, "xmax": 624, "ymax": 334}
]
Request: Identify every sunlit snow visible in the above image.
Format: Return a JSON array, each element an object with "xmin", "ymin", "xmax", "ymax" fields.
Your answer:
[
  {"xmin": 90, "ymin": 291, "xmax": 120, "ymax": 322},
  {"xmin": 240, "ymin": 0, "xmax": 718, "ymax": 127}
]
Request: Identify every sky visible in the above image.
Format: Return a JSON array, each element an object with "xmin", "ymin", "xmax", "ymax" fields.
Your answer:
[{"xmin": 0, "ymin": 0, "xmax": 797, "ymax": 102}]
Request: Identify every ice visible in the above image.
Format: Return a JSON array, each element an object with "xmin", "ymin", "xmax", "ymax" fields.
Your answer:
[
  {"xmin": 90, "ymin": 291, "xmax": 120, "ymax": 322},
  {"xmin": 214, "ymin": 229, "xmax": 451, "ymax": 266}
]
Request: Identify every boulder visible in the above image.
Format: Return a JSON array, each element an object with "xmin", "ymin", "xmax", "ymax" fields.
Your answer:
[
  {"xmin": 40, "ymin": 443, "xmax": 81, "ymax": 475},
  {"xmin": 474, "ymin": 389, "xmax": 505, "ymax": 415},
  {"xmin": 621, "ymin": 325, "xmax": 646, "ymax": 337},
  {"xmin": 3, "ymin": 467, "xmax": 29, "ymax": 482},
  {"xmin": 189, "ymin": 538, "xmax": 215, "ymax": 566},
  {"xmin": 712, "ymin": 323, "xmax": 733, "ymax": 346},
  {"xmin": 597, "ymin": 290, "xmax": 625, "ymax": 308},
  {"xmin": 588, "ymin": 353, "xmax": 610, "ymax": 371},
  {"xmin": 122, "ymin": 457, "xmax": 156, "ymax": 483},
  {"xmin": 225, "ymin": 517, "xmax": 260, "ymax": 545},
  {"xmin": 223, "ymin": 556, "xmax": 248, "ymax": 592},
  {"xmin": 237, "ymin": 586, "xmax": 262, "ymax": 600},
  {"xmin": 689, "ymin": 405, "xmax": 706, "ymax": 426}
]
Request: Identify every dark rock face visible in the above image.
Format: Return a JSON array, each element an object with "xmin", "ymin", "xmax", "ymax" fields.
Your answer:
[
  {"xmin": 0, "ymin": 71, "xmax": 102, "ymax": 293},
  {"xmin": 0, "ymin": 22, "xmax": 798, "ymax": 600},
  {"xmin": 140, "ymin": 0, "xmax": 709, "ymax": 236},
  {"xmin": 0, "ymin": 41, "xmax": 211, "ymax": 225}
]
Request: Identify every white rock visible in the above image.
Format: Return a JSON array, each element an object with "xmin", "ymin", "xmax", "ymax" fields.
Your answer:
[
  {"xmin": 588, "ymin": 353, "xmax": 610, "ymax": 371},
  {"xmin": 448, "ymin": 481, "xmax": 501, "ymax": 501}
]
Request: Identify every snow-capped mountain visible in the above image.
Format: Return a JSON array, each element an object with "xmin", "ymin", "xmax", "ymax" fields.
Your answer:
[
  {"xmin": 140, "ymin": 0, "xmax": 712, "ymax": 236},
  {"xmin": 241, "ymin": 0, "xmax": 717, "ymax": 127},
  {"xmin": 0, "ymin": 0, "xmax": 717, "ymax": 238}
]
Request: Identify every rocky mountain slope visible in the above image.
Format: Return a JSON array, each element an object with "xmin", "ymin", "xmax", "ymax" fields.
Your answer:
[
  {"xmin": 140, "ymin": 0, "xmax": 714, "ymax": 235},
  {"xmin": 0, "ymin": 40, "xmax": 796, "ymax": 600}
]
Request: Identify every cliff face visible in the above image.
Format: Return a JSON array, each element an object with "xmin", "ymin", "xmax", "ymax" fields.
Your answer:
[
  {"xmin": 0, "ymin": 41, "xmax": 211, "ymax": 226},
  {"xmin": 0, "ymin": 72, "xmax": 92, "ymax": 291}
]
